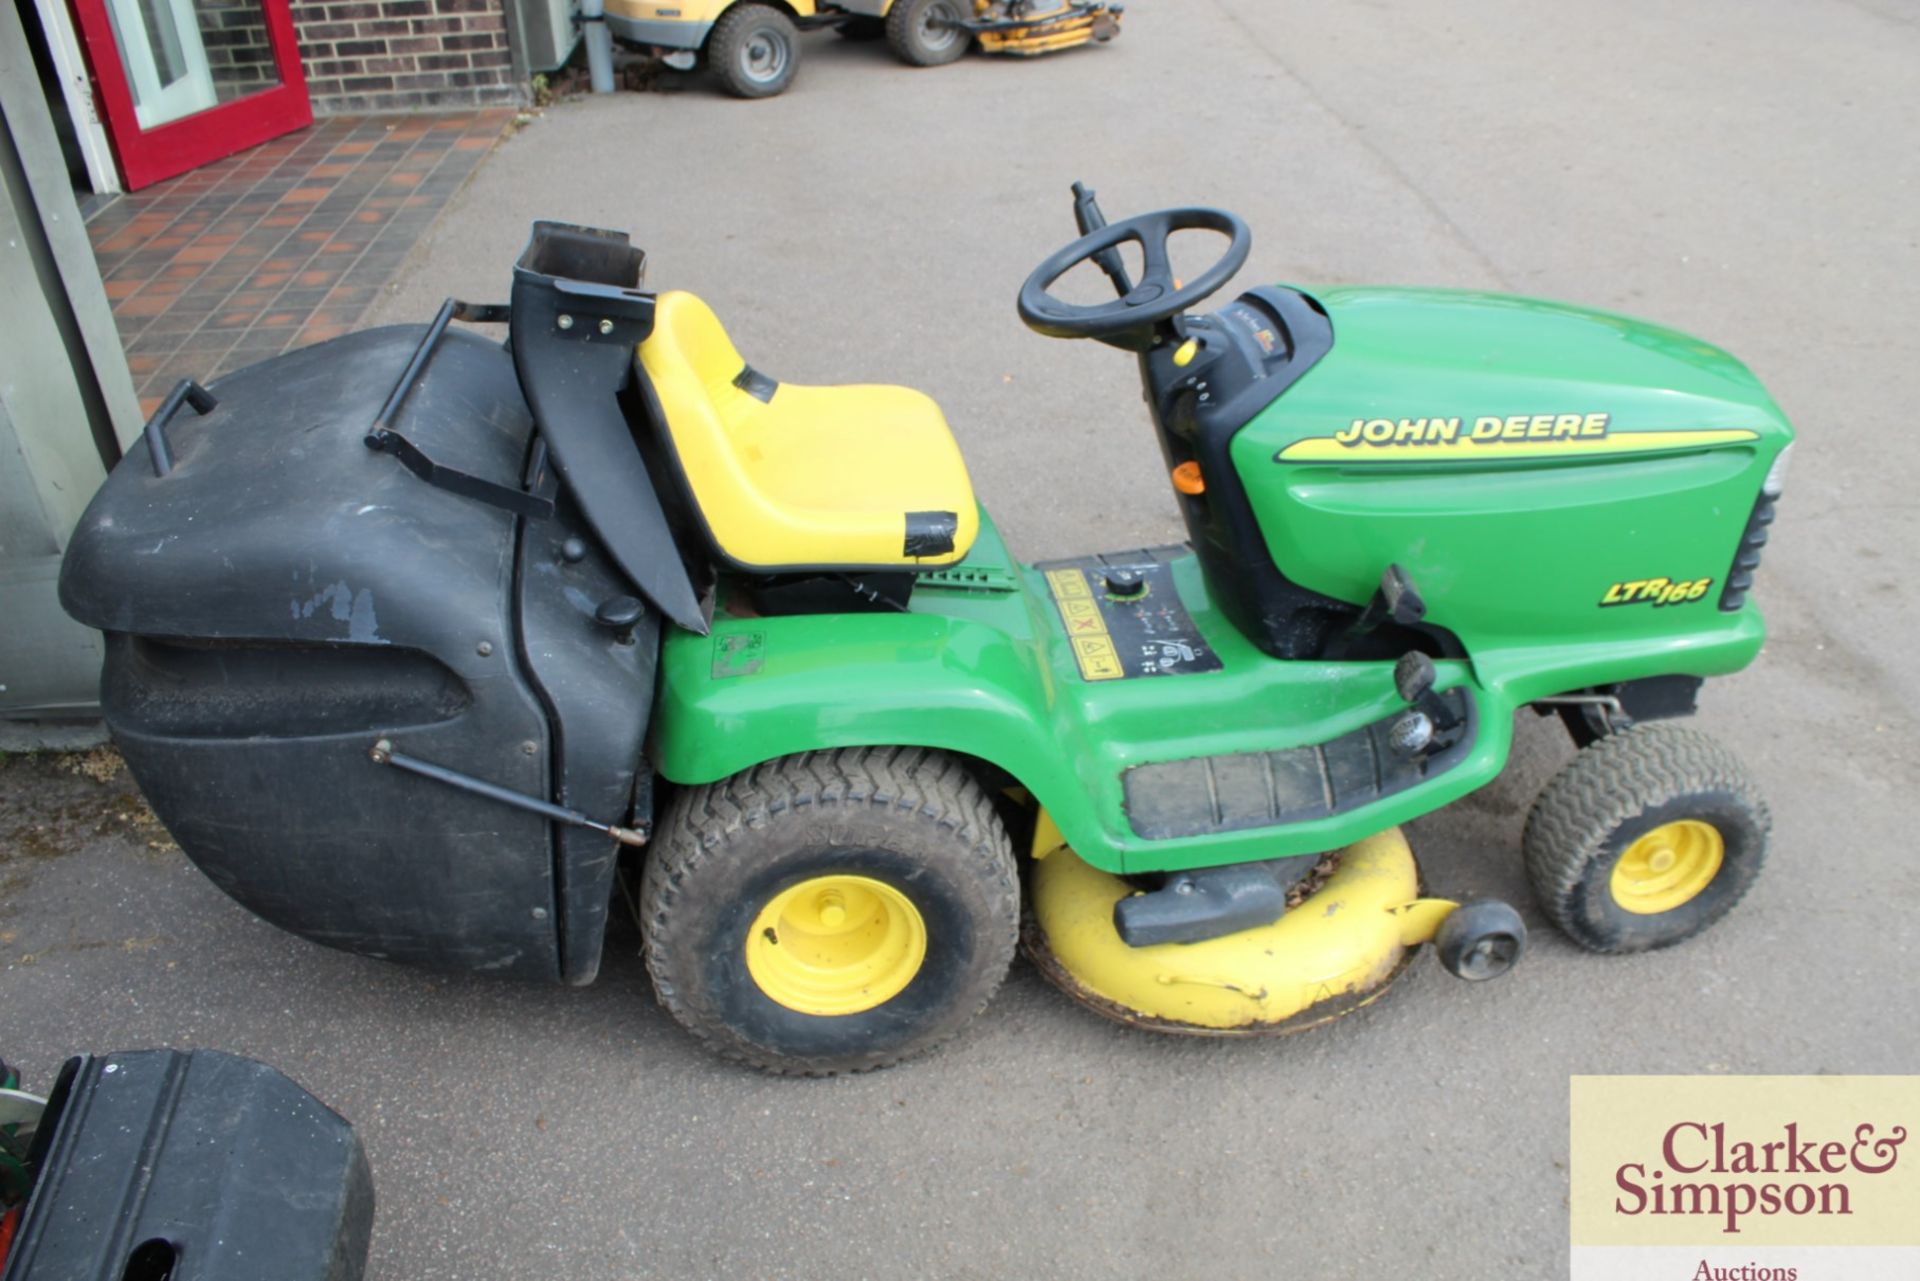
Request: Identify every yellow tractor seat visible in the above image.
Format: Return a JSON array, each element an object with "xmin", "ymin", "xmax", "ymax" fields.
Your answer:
[{"xmin": 636, "ymin": 291, "xmax": 979, "ymax": 571}]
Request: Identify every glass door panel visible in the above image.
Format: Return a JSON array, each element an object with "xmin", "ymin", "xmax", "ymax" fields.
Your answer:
[{"xmin": 71, "ymin": 0, "xmax": 310, "ymax": 188}]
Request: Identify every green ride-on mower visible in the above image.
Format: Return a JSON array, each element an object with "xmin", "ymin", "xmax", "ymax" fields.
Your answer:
[{"xmin": 59, "ymin": 184, "xmax": 1792, "ymax": 1074}]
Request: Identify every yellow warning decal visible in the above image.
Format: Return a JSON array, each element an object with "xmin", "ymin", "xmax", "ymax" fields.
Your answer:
[
  {"xmin": 1045, "ymin": 568, "xmax": 1124, "ymax": 681},
  {"xmin": 1277, "ymin": 413, "xmax": 1758, "ymax": 462},
  {"xmin": 1071, "ymin": 636, "xmax": 1124, "ymax": 681}
]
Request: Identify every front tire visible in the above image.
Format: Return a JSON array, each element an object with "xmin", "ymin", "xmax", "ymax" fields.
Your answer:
[
  {"xmin": 709, "ymin": 3, "xmax": 801, "ymax": 98},
  {"xmin": 885, "ymin": 0, "xmax": 972, "ymax": 67},
  {"xmin": 642, "ymin": 747, "xmax": 1019, "ymax": 1074},
  {"xmin": 1523, "ymin": 723, "xmax": 1769, "ymax": 953}
]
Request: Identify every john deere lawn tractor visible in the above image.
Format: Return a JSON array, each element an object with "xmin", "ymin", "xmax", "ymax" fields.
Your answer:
[
  {"xmin": 604, "ymin": 0, "xmax": 1121, "ymax": 97},
  {"xmin": 60, "ymin": 183, "xmax": 1791, "ymax": 1074}
]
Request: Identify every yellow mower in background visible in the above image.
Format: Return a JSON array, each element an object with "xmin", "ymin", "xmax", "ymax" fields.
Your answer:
[{"xmin": 603, "ymin": 0, "xmax": 1122, "ymax": 97}]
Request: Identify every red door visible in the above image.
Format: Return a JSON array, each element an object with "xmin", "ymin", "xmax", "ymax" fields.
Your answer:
[{"xmin": 67, "ymin": 0, "xmax": 312, "ymax": 189}]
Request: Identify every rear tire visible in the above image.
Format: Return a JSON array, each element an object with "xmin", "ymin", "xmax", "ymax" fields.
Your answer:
[
  {"xmin": 886, "ymin": 0, "xmax": 972, "ymax": 66},
  {"xmin": 642, "ymin": 747, "xmax": 1019, "ymax": 1074},
  {"xmin": 1523, "ymin": 723, "xmax": 1769, "ymax": 953},
  {"xmin": 709, "ymin": 3, "xmax": 801, "ymax": 98}
]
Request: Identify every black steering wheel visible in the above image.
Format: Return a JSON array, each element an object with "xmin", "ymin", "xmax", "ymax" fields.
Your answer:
[{"xmin": 1017, "ymin": 207, "xmax": 1251, "ymax": 347}]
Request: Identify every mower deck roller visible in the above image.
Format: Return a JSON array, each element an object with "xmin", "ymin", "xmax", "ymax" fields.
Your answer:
[{"xmin": 1026, "ymin": 825, "xmax": 1525, "ymax": 1035}]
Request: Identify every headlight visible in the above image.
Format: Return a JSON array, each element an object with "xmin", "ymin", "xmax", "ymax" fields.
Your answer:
[{"xmin": 1762, "ymin": 442, "xmax": 1793, "ymax": 498}]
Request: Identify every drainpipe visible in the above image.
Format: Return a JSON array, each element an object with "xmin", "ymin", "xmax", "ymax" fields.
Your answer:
[{"xmin": 580, "ymin": 0, "xmax": 616, "ymax": 93}]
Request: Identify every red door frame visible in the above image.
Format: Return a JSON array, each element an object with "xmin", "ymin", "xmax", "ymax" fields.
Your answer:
[{"xmin": 66, "ymin": 0, "xmax": 313, "ymax": 190}]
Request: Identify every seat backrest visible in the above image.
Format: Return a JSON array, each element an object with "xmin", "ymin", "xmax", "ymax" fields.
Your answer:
[
  {"xmin": 637, "ymin": 289, "xmax": 979, "ymax": 574},
  {"xmin": 636, "ymin": 291, "xmax": 767, "ymax": 517},
  {"xmin": 644, "ymin": 290, "xmax": 745, "ymax": 399}
]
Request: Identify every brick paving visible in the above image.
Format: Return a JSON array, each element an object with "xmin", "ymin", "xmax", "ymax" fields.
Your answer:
[{"xmin": 85, "ymin": 110, "xmax": 513, "ymax": 414}]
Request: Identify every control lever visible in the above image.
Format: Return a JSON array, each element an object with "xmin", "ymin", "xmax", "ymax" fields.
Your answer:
[
  {"xmin": 1388, "ymin": 651, "xmax": 1464, "ymax": 759},
  {"xmin": 1343, "ymin": 563, "xmax": 1430, "ymax": 654},
  {"xmin": 1394, "ymin": 651, "xmax": 1440, "ymax": 706},
  {"xmin": 1070, "ymin": 180, "xmax": 1134, "ymax": 298},
  {"xmin": 1353, "ymin": 563, "xmax": 1426, "ymax": 636}
]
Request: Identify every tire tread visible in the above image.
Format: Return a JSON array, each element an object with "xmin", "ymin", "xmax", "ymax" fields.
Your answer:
[
  {"xmin": 885, "ymin": 0, "xmax": 971, "ymax": 67},
  {"xmin": 709, "ymin": 3, "xmax": 799, "ymax": 98},
  {"xmin": 643, "ymin": 747, "xmax": 1017, "ymax": 1075},
  {"xmin": 1522, "ymin": 722, "xmax": 1769, "ymax": 953}
]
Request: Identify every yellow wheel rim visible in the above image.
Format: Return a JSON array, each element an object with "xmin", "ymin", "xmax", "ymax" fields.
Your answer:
[
  {"xmin": 744, "ymin": 875, "xmax": 927, "ymax": 1016},
  {"xmin": 1610, "ymin": 819, "xmax": 1725, "ymax": 915}
]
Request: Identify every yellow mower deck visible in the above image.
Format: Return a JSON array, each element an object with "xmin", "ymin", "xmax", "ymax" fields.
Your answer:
[
  {"xmin": 1025, "ymin": 826, "xmax": 1457, "ymax": 1035},
  {"xmin": 974, "ymin": 2, "xmax": 1120, "ymax": 56}
]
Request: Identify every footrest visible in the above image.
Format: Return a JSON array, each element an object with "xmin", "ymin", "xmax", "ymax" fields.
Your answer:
[{"xmin": 1123, "ymin": 689, "xmax": 1474, "ymax": 840}]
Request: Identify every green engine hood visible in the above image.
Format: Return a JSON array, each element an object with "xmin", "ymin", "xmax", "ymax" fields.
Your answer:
[
  {"xmin": 1231, "ymin": 286, "xmax": 1794, "ymax": 667},
  {"xmin": 1242, "ymin": 286, "xmax": 1788, "ymax": 462}
]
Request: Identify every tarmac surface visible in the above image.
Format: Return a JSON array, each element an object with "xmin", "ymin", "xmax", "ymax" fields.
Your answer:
[{"xmin": 7, "ymin": 1, "xmax": 1920, "ymax": 1276}]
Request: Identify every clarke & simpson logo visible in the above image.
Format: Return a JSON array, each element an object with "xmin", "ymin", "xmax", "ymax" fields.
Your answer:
[
  {"xmin": 1613, "ymin": 1120, "xmax": 1906, "ymax": 1236},
  {"xmin": 1570, "ymin": 1077, "xmax": 1920, "ymax": 1281}
]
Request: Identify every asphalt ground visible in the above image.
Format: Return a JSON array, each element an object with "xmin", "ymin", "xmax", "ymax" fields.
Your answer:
[{"xmin": 7, "ymin": 1, "xmax": 1919, "ymax": 1276}]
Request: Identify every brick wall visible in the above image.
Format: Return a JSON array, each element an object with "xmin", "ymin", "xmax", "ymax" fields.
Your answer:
[{"xmin": 294, "ymin": 0, "xmax": 526, "ymax": 113}]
